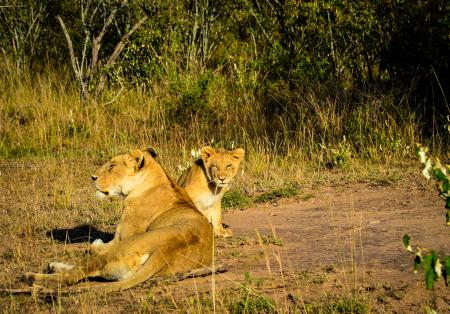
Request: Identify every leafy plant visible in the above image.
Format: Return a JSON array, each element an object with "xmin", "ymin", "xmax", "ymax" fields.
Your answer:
[{"xmin": 402, "ymin": 143, "xmax": 450, "ymax": 289}]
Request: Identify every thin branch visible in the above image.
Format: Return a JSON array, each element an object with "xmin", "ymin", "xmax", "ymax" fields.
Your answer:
[
  {"xmin": 102, "ymin": 79, "xmax": 124, "ymax": 106},
  {"xmin": 250, "ymin": 11, "xmax": 271, "ymax": 43},
  {"xmin": 91, "ymin": 7, "xmax": 118, "ymax": 75},
  {"xmin": 105, "ymin": 14, "xmax": 148, "ymax": 67},
  {"xmin": 56, "ymin": 16, "xmax": 80, "ymax": 80}
]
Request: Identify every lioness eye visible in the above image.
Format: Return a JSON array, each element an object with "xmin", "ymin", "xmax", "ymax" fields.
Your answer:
[
  {"xmin": 226, "ymin": 164, "xmax": 232, "ymax": 169},
  {"xmin": 109, "ymin": 164, "xmax": 115, "ymax": 170}
]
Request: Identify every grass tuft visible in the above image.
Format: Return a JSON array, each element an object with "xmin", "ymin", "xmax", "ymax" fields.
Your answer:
[
  {"xmin": 222, "ymin": 189, "xmax": 252, "ymax": 209},
  {"xmin": 254, "ymin": 185, "xmax": 299, "ymax": 203}
]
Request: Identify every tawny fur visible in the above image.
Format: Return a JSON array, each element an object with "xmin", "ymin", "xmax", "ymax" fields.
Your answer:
[
  {"xmin": 177, "ymin": 146, "xmax": 245, "ymax": 237},
  {"xmin": 21, "ymin": 148, "xmax": 213, "ymax": 293}
]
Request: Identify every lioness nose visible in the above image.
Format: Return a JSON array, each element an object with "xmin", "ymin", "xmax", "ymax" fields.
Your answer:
[{"xmin": 91, "ymin": 175, "xmax": 98, "ymax": 181}]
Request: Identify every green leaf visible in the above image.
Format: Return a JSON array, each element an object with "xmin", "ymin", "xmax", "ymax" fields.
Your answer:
[
  {"xmin": 423, "ymin": 251, "xmax": 438, "ymax": 290},
  {"xmin": 440, "ymin": 180, "xmax": 449, "ymax": 194},
  {"xmin": 434, "ymin": 168, "xmax": 448, "ymax": 182},
  {"xmin": 443, "ymin": 256, "xmax": 450, "ymax": 286},
  {"xmin": 402, "ymin": 234, "xmax": 412, "ymax": 252},
  {"xmin": 446, "ymin": 198, "xmax": 450, "ymax": 210},
  {"xmin": 446, "ymin": 209, "xmax": 450, "ymax": 225}
]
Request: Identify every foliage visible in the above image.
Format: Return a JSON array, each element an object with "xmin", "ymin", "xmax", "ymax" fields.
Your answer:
[
  {"xmin": 402, "ymin": 142, "xmax": 450, "ymax": 289},
  {"xmin": 254, "ymin": 184, "xmax": 298, "ymax": 203},
  {"xmin": 0, "ymin": 0, "xmax": 449, "ymax": 123},
  {"xmin": 227, "ymin": 273, "xmax": 276, "ymax": 314},
  {"xmin": 0, "ymin": 0, "xmax": 47, "ymax": 75},
  {"xmin": 417, "ymin": 143, "xmax": 450, "ymax": 224},
  {"xmin": 0, "ymin": 0, "xmax": 448, "ymax": 163},
  {"xmin": 222, "ymin": 189, "xmax": 251, "ymax": 209},
  {"xmin": 314, "ymin": 296, "xmax": 368, "ymax": 314}
]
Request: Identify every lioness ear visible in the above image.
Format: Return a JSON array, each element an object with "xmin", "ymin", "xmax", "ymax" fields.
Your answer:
[
  {"xmin": 130, "ymin": 149, "xmax": 145, "ymax": 170},
  {"xmin": 146, "ymin": 147, "xmax": 158, "ymax": 158},
  {"xmin": 231, "ymin": 148, "xmax": 245, "ymax": 161},
  {"xmin": 200, "ymin": 146, "xmax": 215, "ymax": 162}
]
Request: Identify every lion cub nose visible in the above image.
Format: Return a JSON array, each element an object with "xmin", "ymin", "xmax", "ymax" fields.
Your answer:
[
  {"xmin": 219, "ymin": 177, "xmax": 226, "ymax": 182},
  {"xmin": 91, "ymin": 175, "xmax": 98, "ymax": 181}
]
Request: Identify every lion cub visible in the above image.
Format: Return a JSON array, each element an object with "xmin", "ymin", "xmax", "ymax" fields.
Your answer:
[
  {"xmin": 22, "ymin": 148, "xmax": 213, "ymax": 292},
  {"xmin": 178, "ymin": 146, "xmax": 245, "ymax": 237}
]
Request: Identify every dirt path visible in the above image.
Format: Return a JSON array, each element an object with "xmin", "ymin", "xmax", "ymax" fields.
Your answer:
[
  {"xmin": 224, "ymin": 182, "xmax": 448, "ymax": 275},
  {"xmin": 185, "ymin": 181, "xmax": 450, "ymax": 312}
]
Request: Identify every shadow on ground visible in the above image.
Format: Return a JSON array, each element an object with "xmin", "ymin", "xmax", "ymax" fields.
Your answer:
[{"xmin": 46, "ymin": 224, "xmax": 114, "ymax": 244}]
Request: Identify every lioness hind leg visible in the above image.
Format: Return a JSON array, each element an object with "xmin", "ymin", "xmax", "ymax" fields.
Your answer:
[
  {"xmin": 23, "ymin": 268, "xmax": 86, "ymax": 286},
  {"xmin": 24, "ymin": 255, "xmax": 107, "ymax": 286}
]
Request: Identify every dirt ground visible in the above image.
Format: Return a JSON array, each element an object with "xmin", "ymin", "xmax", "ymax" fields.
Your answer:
[{"xmin": 0, "ymin": 162, "xmax": 449, "ymax": 313}]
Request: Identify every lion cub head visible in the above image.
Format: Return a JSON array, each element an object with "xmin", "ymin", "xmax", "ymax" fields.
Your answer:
[
  {"xmin": 92, "ymin": 148, "xmax": 158, "ymax": 199},
  {"xmin": 200, "ymin": 146, "xmax": 245, "ymax": 188}
]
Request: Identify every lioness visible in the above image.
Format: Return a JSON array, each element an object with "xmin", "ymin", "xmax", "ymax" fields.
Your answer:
[
  {"xmin": 178, "ymin": 146, "xmax": 245, "ymax": 237},
  {"xmin": 22, "ymin": 148, "xmax": 213, "ymax": 292}
]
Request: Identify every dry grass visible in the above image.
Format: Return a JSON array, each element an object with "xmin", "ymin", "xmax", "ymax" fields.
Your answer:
[
  {"xmin": 0, "ymin": 63, "xmax": 443, "ymax": 312},
  {"xmin": 0, "ymin": 160, "xmax": 370, "ymax": 313},
  {"xmin": 1, "ymin": 156, "xmax": 447, "ymax": 312}
]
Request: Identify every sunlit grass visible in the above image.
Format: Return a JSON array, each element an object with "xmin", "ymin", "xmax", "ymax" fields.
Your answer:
[{"xmin": 0, "ymin": 60, "xmax": 441, "ymax": 313}]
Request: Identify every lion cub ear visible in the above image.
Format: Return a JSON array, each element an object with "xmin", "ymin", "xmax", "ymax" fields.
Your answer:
[
  {"xmin": 200, "ymin": 146, "xmax": 215, "ymax": 162},
  {"xmin": 231, "ymin": 148, "xmax": 245, "ymax": 161},
  {"xmin": 130, "ymin": 149, "xmax": 145, "ymax": 170}
]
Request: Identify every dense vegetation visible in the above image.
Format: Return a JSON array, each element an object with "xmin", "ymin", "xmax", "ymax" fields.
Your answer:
[
  {"xmin": 1, "ymin": 2, "xmax": 449, "ymax": 311},
  {"xmin": 1, "ymin": 0, "xmax": 449, "ymax": 162}
]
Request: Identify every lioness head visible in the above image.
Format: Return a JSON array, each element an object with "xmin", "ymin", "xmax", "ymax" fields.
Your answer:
[
  {"xmin": 92, "ymin": 148, "xmax": 158, "ymax": 199},
  {"xmin": 200, "ymin": 146, "xmax": 245, "ymax": 187}
]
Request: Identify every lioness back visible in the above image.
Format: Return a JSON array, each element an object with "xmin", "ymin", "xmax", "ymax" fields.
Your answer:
[{"xmin": 178, "ymin": 146, "xmax": 245, "ymax": 237}]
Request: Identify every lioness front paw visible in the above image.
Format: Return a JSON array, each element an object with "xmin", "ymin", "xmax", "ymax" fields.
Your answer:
[{"xmin": 215, "ymin": 227, "xmax": 233, "ymax": 238}]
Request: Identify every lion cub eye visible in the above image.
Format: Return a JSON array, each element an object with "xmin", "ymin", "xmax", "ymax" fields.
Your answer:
[
  {"xmin": 109, "ymin": 164, "xmax": 115, "ymax": 171},
  {"xmin": 226, "ymin": 164, "xmax": 232, "ymax": 169}
]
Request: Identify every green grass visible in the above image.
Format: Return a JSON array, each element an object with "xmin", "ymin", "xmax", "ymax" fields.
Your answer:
[
  {"xmin": 227, "ymin": 293, "xmax": 276, "ymax": 314},
  {"xmin": 260, "ymin": 234, "xmax": 284, "ymax": 246},
  {"xmin": 0, "ymin": 58, "xmax": 444, "ymax": 314},
  {"xmin": 254, "ymin": 185, "xmax": 299, "ymax": 203},
  {"xmin": 309, "ymin": 296, "xmax": 369, "ymax": 314},
  {"xmin": 222, "ymin": 183, "xmax": 303, "ymax": 209},
  {"xmin": 222, "ymin": 189, "xmax": 252, "ymax": 209}
]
